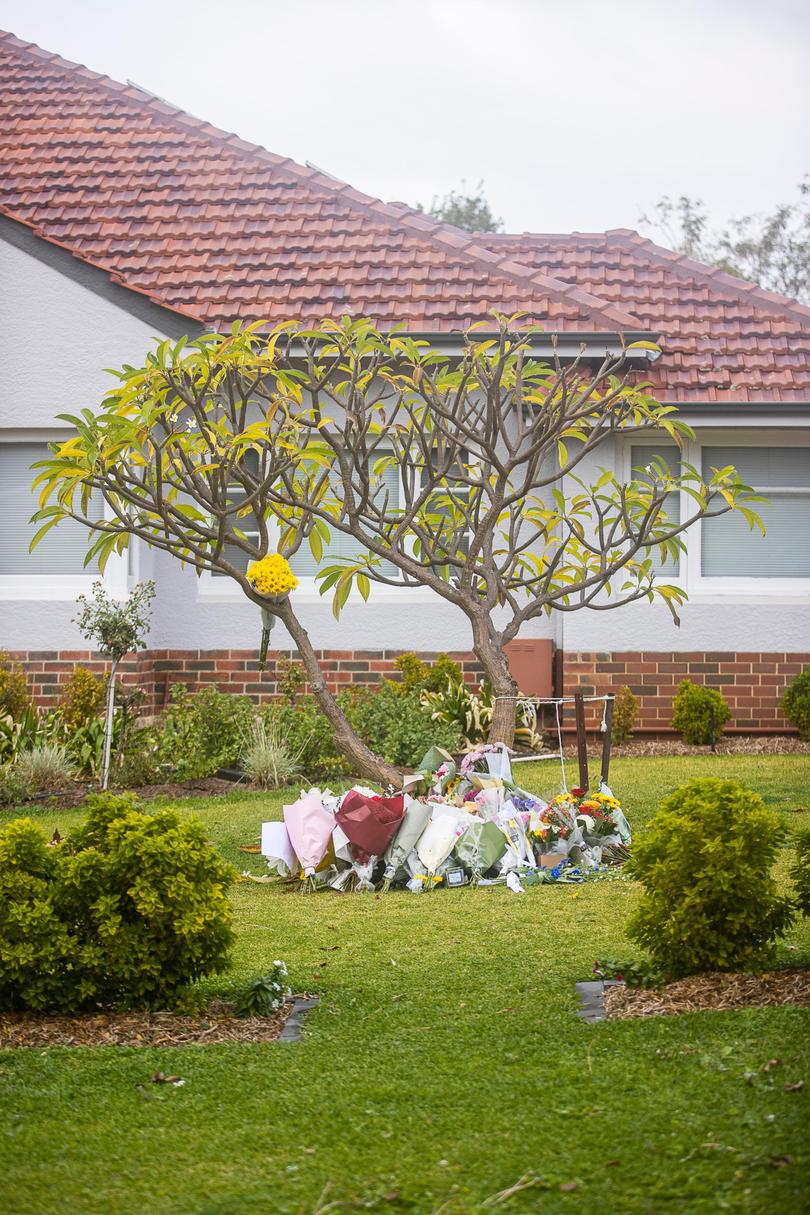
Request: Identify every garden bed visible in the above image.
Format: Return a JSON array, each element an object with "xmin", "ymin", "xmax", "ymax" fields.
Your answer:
[
  {"xmin": 604, "ymin": 968, "xmax": 810, "ymax": 1020},
  {"xmin": 3, "ymin": 776, "xmax": 240, "ymax": 813},
  {"xmin": 0, "ymin": 998, "xmax": 304, "ymax": 1049}
]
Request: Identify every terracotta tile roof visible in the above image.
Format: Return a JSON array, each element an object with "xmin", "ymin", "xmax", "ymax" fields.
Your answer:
[
  {"xmin": 1, "ymin": 30, "xmax": 808, "ymax": 404},
  {"xmin": 0, "ymin": 30, "xmax": 637, "ymax": 335},
  {"xmin": 482, "ymin": 232, "xmax": 810, "ymax": 402}
]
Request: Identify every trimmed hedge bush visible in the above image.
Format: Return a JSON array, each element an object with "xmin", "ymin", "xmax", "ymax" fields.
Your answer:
[
  {"xmin": 782, "ymin": 666, "xmax": 810, "ymax": 741},
  {"xmin": 627, "ymin": 778, "xmax": 794, "ymax": 977},
  {"xmin": 671, "ymin": 679, "xmax": 731, "ymax": 745},
  {"xmin": 0, "ymin": 793, "xmax": 234, "ymax": 1012}
]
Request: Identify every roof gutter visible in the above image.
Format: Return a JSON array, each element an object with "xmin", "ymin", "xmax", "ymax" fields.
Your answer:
[{"xmin": 284, "ymin": 330, "xmax": 662, "ymax": 364}]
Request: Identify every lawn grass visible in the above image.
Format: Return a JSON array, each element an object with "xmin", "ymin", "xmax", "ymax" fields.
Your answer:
[{"xmin": 1, "ymin": 755, "xmax": 809, "ymax": 1214}]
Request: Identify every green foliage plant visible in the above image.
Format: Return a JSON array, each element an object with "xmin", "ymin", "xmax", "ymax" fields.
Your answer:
[
  {"xmin": 121, "ymin": 685, "xmax": 255, "ymax": 784},
  {"xmin": 612, "ymin": 686, "xmax": 639, "ymax": 744},
  {"xmin": 241, "ymin": 717, "xmax": 302, "ymax": 789},
  {"xmin": 73, "ymin": 581, "xmax": 155, "ymax": 789},
  {"xmin": 390, "ymin": 652, "xmax": 464, "ymax": 696},
  {"xmin": 0, "ymin": 652, "xmax": 31, "ymax": 718},
  {"xmin": 0, "ymin": 704, "xmax": 56, "ymax": 765},
  {"xmin": 671, "ymin": 679, "xmax": 731, "ymax": 745},
  {"xmin": 13, "ymin": 742, "xmax": 76, "ymax": 793},
  {"xmin": 421, "ymin": 679, "xmax": 544, "ymax": 752},
  {"xmin": 0, "ymin": 794, "xmax": 235, "ymax": 1012},
  {"xmin": 791, "ymin": 829, "xmax": 810, "ymax": 918},
  {"xmin": 0, "ymin": 767, "xmax": 36, "ymax": 808},
  {"xmin": 58, "ymin": 666, "xmax": 105, "ymax": 731},
  {"xmin": 344, "ymin": 684, "xmax": 461, "ymax": 768},
  {"xmin": 233, "ymin": 962, "xmax": 291, "ymax": 1017},
  {"xmin": 781, "ymin": 666, "xmax": 810, "ymax": 740},
  {"xmin": 627, "ymin": 778, "xmax": 795, "ymax": 977}
]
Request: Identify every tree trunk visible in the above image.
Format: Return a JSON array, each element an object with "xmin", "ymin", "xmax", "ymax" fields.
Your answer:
[
  {"xmin": 101, "ymin": 657, "xmax": 119, "ymax": 791},
  {"xmin": 472, "ymin": 624, "xmax": 518, "ymax": 748},
  {"xmin": 275, "ymin": 601, "xmax": 404, "ymax": 788}
]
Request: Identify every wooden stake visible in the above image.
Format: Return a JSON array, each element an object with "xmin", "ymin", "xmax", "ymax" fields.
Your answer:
[
  {"xmin": 574, "ymin": 691, "xmax": 589, "ymax": 791},
  {"xmin": 600, "ymin": 696, "xmax": 614, "ymax": 787}
]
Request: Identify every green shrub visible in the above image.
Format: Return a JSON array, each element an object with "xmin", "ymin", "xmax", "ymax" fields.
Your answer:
[
  {"xmin": 344, "ymin": 685, "xmax": 461, "ymax": 767},
  {"xmin": 389, "ymin": 652, "xmax": 464, "ymax": 696},
  {"xmin": 0, "ymin": 767, "xmax": 36, "ymax": 808},
  {"xmin": 791, "ymin": 829, "xmax": 810, "ymax": 918},
  {"xmin": 627, "ymin": 778, "xmax": 794, "ymax": 977},
  {"xmin": 782, "ymin": 667, "xmax": 810, "ymax": 741},
  {"xmin": 14, "ymin": 742, "xmax": 76, "ymax": 792},
  {"xmin": 0, "ymin": 794, "xmax": 235, "ymax": 1012},
  {"xmin": 70, "ymin": 717, "xmax": 113, "ymax": 778},
  {"xmin": 671, "ymin": 679, "xmax": 731, "ymax": 745},
  {"xmin": 118, "ymin": 685, "xmax": 255, "ymax": 783},
  {"xmin": 58, "ymin": 666, "xmax": 105, "ymax": 731},
  {"xmin": 263, "ymin": 684, "xmax": 463, "ymax": 780},
  {"xmin": 612, "ymin": 686, "xmax": 639, "ymax": 744},
  {"xmin": 0, "ymin": 652, "xmax": 31, "ymax": 718},
  {"xmin": 262, "ymin": 699, "xmax": 349, "ymax": 784},
  {"xmin": 0, "ymin": 818, "xmax": 78, "ymax": 1011}
]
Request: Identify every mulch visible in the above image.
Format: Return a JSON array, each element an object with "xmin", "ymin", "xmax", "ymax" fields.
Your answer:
[
  {"xmin": 604, "ymin": 968, "xmax": 810, "ymax": 1020},
  {"xmin": 9, "ymin": 777, "xmax": 241, "ymax": 813},
  {"xmin": 0, "ymin": 1000, "xmax": 290, "ymax": 1049}
]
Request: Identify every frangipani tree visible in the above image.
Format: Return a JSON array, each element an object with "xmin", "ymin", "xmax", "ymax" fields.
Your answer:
[{"xmin": 31, "ymin": 317, "xmax": 762, "ymax": 778}]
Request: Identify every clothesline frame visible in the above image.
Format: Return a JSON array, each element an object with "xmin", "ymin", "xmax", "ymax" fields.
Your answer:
[{"xmin": 500, "ymin": 691, "xmax": 616, "ymax": 791}]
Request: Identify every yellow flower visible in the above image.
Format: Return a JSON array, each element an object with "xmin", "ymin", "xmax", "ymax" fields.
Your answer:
[{"xmin": 247, "ymin": 553, "xmax": 298, "ymax": 598}]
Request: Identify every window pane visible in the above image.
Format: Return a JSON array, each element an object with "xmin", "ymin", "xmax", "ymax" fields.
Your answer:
[
  {"xmin": 701, "ymin": 447, "xmax": 810, "ymax": 577},
  {"xmin": 702, "ymin": 494, "xmax": 810, "ymax": 577},
  {"xmin": 211, "ymin": 482, "xmax": 260, "ymax": 577},
  {"xmin": 0, "ymin": 442, "xmax": 102, "ymax": 575},
  {"xmin": 702, "ymin": 446, "xmax": 810, "ymax": 488},
  {"xmin": 289, "ymin": 461, "xmax": 399, "ymax": 578},
  {"xmin": 630, "ymin": 444, "xmax": 681, "ymax": 575}
]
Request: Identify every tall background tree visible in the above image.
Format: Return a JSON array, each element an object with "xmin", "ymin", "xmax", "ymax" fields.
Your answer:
[
  {"xmin": 640, "ymin": 179, "xmax": 809, "ymax": 304},
  {"xmin": 32, "ymin": 320, "xmax": 760, "ymax": 778},
  {"xmin": 417, "ymin": 181, "xmax": 503, "ymax": 233}
]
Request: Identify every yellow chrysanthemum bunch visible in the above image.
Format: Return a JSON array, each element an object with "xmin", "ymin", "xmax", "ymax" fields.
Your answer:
[{"xmin": 247, "ymin": 553, "xmax": 298, "ymax": 598}]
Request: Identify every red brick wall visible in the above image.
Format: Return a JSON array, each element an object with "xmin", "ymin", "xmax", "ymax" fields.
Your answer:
[
  {"xmin": 7, "ymin": 649, "xmax": 485, "ymax": 715},
  {"xmin": 7, "ymin": 647, "xmax": 807, "ymax": 735},
  {"xmin": 563, "ymin": 651, "xmax": 809, "ymax": 734}
]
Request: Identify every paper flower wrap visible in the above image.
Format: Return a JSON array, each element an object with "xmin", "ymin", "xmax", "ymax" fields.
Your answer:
[
  {"xmin": 417, "ymin": 805, "xmax": 471, "ymax": 875},
  {"xmin": 336, "ymin": 790, "xmax": 405, "ymax": 863},
  {"xmin": 260, "ymin": 821, "xmax": 297, "ymax": 876},
  {"xmin": 381, "ymin": 796, "xmax": 432, "ymax": 885},
  {"xmin": 283, "ymin": 791, "xmax": 335, "ymax": 876},
  {"xmin": 455, "ymin": 819, "xmax": 507, "ymax": 879}
]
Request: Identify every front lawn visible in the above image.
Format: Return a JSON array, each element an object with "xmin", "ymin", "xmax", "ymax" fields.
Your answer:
[{"xmin": 2, "ymin": 755, "xmax": 809, "ymax": 1214}]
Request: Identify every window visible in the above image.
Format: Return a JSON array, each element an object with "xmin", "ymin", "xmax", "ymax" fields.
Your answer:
[
  {"xmin": 630, "ymin": 443, "xmax": 681, "ymax": 575},
  {"xmin": 209, "ymin": 456, "xmax": 402, "ymax": 581},
  {"xmin": 701, "ymin": 446, "xmax": 810, "ymax": 578},
  {"xmin": 289, "ymin": 460, "xmax": 400, "ymax": 579},
  {"xmin": 0, "ymin": 441, "xmax": 102, "ymax": 575}
]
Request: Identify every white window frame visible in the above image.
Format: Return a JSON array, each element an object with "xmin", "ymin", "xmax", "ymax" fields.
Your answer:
[
  {"xmin": 0, "ymin": 429, "xmax": 128, "ymax": 601},
  {"xmin": 621, "ymin": 428, "xmax": 810, "ymax": 600}
]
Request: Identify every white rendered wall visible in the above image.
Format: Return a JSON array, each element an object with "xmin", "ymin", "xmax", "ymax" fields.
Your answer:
[
  {"xmin": 0, "ymin": 234, "xmax": 171, "ymax": 648},
  {"xmin": 558, "ymin": 431, "xmax": 810, "ymax": 654}
]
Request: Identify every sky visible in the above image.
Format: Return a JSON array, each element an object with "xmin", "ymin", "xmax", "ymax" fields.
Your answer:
[{"xmin": 2, "ymin": 0, "xmax": 808, "ymax": 236}]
